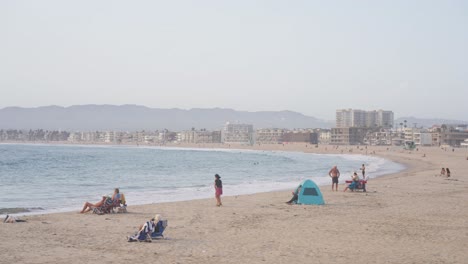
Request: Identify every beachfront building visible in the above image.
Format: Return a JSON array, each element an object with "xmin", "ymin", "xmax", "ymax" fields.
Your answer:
[
  {"xmin": 412, "ymin": 132, "xmax": 432, "ymax": 146},
  {"xmin": 178, "ymin": 129, "xmax": 222, "ymax": 144},
  {"xmin": 336, "ymin": 109, "xmax": 394, "ymax": 128},
  {"xmin": 255, "ymin": 128, "xmax": 285, "ymax": 144},
  {"xmin": 440, "ymin": 130, "xmax": 468, "ymax": 147},
  {"xmin": 461, "ymin": 139, "xmax": 468, "ymax": 148},
  {"xmin": 222, "ymin": 122, "xmax": 254, "ymax": 145},
  {"xmin": 331, "ymin": 127, "xmax": 368, "ymax": 145},
  {"xmin": 67, "ymin": 132, "xmax": 81, "ymax": 142},
  {"xmin": 104, "ymin": 131, "xmax": 115, "ymax": 143},
  {"xmin": 429, "ymin": 125, "xmax": 468, "ymax": 146},
  {"xmin": 282, "ymin": 130, "xmax": 318, "ymax": 144},
  {"xmin": 318, "ymin": 129, "xmax": 331, "ymax": 144},
  {"xmin": 364, "ymin": 130, "xmax": 392, "ymax": 145},
  {"xmin": 143, "ymin": 131, "xmax": 160, "ymax": 144}
]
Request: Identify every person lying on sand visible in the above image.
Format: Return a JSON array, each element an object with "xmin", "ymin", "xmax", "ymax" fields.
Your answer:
[{"xmin": 3, "ymin": 215, "xmax": 27, "ymax": 223}]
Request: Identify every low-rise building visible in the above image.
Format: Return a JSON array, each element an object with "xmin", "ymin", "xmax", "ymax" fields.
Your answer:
[
  {"xmin": 331, "ymin": 127, "xmax": 369, "ymax": 145},
  {"xmin": 364, "ymin": 130, "xmax": 392, "ymax": 145},
  {"xmin": 282, "ymin": 130, "xmax": 318, "ymax": 144},
  {"xmin": 255, "ymin": 128, "xmax": 285, "ymax": 144},
  {"xmin": 179, "ymin": 129, "xmax": 222, "ymax": 144},
  {"xmin": 318, "ymin": 129, "xmax": 331, "ymax": 144},
  {"xmin": 430, "ymin": 125, "xmax": 468, "ymax": 146}
]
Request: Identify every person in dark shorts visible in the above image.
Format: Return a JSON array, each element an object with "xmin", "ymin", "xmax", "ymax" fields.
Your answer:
[{"xmin": 329, "ymin": 165, "xmax": 340, "ymax": 191}]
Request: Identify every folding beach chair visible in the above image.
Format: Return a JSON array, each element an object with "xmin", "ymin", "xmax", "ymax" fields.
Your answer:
[
  {"xmin": 151, "ymin": 220, "xmax": 168, "ymax": 239},
  {"xmin": 116, "ymin": 193, "xmax": 127, "ymax": 213},
  {"xmin": 92, "ymin": 197, "xmax": 117, "ymax": 215}
]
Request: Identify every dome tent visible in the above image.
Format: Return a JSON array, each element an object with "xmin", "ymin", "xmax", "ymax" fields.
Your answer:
[{"xmin": 296, "ymin": 179, "xmax": 325, "ymax": 205}]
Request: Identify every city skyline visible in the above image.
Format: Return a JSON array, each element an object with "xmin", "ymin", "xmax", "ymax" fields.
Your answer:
[{"xmin": 1, "ymin": 1, "xmax": 467, "ymax": 120}]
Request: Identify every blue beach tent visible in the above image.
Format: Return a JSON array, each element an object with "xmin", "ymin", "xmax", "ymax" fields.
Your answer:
[{"xmin": 296, "ymin": 179, "xmax": 325, "ymax": 205}]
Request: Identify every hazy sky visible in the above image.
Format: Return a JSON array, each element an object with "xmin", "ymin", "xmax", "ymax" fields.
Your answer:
[{"xmin": 1, "ymin": 1, "xmax": 467, "ymax": 121}]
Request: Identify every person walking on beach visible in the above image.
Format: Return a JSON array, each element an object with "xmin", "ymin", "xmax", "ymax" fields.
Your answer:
[
  {"xmin": 214, "ymin": 174, "xmax": 223, "ymax": 206},
  {"xmin": 446, "ymin": 168, "xmax": 451, "ymax": 177},
  {"xmin": 329, "ymin": 165, "xmax": 340, "ymax": 191},
  {"xmin": 360, "ymin": 164, "xmax": 366, "ymax": 179}
]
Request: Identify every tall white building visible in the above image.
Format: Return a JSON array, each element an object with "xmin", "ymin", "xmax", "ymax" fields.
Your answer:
[{"xmin": 336, "ymin": 109, "xmax": 394, "ymax": 128}]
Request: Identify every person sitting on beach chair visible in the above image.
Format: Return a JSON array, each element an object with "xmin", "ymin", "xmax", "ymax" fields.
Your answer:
[
  {"xmin": 128, "ymin": 214, "xmax": 162, "ymax": 242},
  {"xmin": 343, "ymin": 172, "xmax": 360, "ymax": 192},
  {"xmin": 151, "ymin": 214, "xmax": 168, "ymax": 239},
  {"xmin": 80, "ymin": 188, "xmax": 121, "ymax": 214}
]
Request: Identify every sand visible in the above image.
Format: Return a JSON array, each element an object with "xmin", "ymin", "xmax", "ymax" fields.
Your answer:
[{"xmin": 1, "ymin": 144, "xmax": 467, "ymax": 264}]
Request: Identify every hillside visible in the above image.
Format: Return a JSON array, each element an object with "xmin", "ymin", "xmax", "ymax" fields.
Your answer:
[{"xmin": 0, "ymin": 105, "xmax": 333, "ymax": 131}]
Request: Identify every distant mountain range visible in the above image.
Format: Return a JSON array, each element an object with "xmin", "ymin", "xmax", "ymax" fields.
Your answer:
[
  {"xmin": 395, "ymin": 117, "xmax": 468, "ymax": 129},
  {"xmin": 0, "ymin": 105, "xmax": 334, "ymax": 131}
]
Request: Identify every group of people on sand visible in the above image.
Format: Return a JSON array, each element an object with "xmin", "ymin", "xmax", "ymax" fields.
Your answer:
[
  {"xmin": 77, "ymin": 175, "xmax": 224, "ymax": 242},
  {"xmin": 285, "ymin": 163, "xmax": 367, "ymax": 203},
  {"xmin": 80, "ymin": 173, "xmax": 224, "ymax": 214},
  {"xmin": 440, "ymin": 168, "xmax": 451, "ymax": 177},
  {"xmin": 328, "ymin": 164, "xmax": 366, "ymax": 192}
]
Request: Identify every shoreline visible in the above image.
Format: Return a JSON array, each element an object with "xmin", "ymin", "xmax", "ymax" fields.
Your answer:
[
  {"xmin": 0, "ymin": 143, "xmax": 406, "ymax": 217},
  {"xmin": 1, "ymin": 144, "xmax": 467, "ymax": 263}
]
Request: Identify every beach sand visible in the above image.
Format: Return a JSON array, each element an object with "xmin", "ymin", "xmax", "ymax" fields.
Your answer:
[{"xmin": 1, "ymin": 144, "xmax": 467, "ymax": 264}]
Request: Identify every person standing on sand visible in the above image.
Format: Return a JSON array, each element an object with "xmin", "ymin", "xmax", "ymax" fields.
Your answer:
[
  {"xmin": 446, "ymin": 168, "xmax": 451, "ymax": 177},
  {"xmin": 329, "ymin": 165, "xmax": 340, "ymax": 191},
  {"xmin": 214, "ymin": 174, "xmax": 223, "ymax": 206},
  {"xmin": 360, "ymin": 164, "xmax": 366, "ymax": 179}
]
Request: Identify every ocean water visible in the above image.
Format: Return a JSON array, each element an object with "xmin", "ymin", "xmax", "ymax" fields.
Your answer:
[{"xmin": 0, "ymin": 143, "xmax": 404, "ymax": 216}]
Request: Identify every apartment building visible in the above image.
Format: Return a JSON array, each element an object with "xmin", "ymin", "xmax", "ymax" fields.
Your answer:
[
  {"xmin": 429, "ymin": 125, "xmax": 468, "ymax": 146},
  {"xmin": 282, "ymin": 130, "xmax": 318, "ymax": 144},
  {"xmin": 319, "ymin": 130, "xmax": 331, "ymax": 144},
  {"xmin": 221, "ymin": 123, "xmax": 254, "ymax": 145},
  {"xmin": 336, "ymin": 109, "xmax": 394, "ymax": 128},
  {"xmin": 255, "ymin": 128, "xmax": 285, "ymax": 144},
  {"xmin": 331, "ymin": 127, "xmax": 368, "ymax": 145},
  {"xmin": 179, "ymin": 130, "xmax": 222, "ymax": 144}
]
